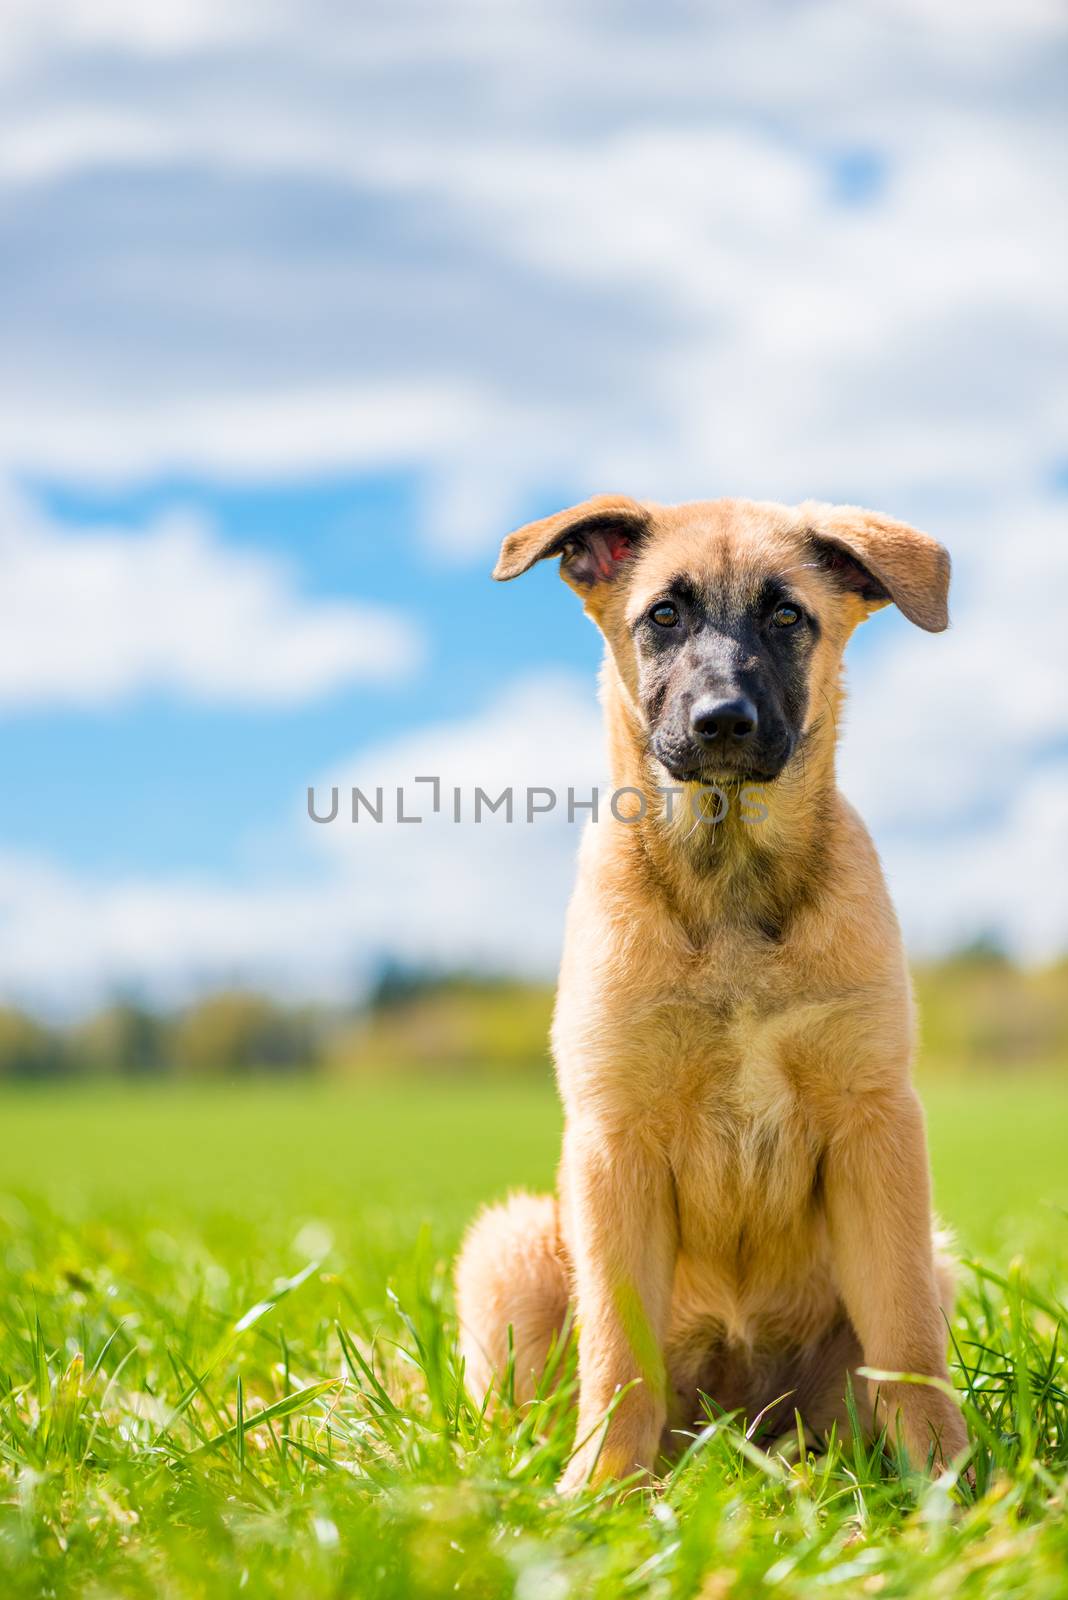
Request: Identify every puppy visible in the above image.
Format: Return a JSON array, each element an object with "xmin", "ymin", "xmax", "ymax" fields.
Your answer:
[{"xmin": 456, "ymin": 495, "xmax": 967, "ymax": 1489}]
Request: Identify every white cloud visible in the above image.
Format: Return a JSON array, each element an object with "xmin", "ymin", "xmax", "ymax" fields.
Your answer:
[
  {"xmin": 304, "ymin": 672, "xmax": 609, "ymax": 974},
  {"xmin": 0, "ymin": 382, "xmax": 490, "ymax": 487},
  {"xmin": 0, "ymin": 0, "xmax": 268, "ymax": 67},
  {"xmin": 882, "ymin": 764, "xmax": 1068, "ymax": 963},
  {"xmin": 838, "ymin": 498, "xmax": 1068, "ymax": 831},
  {"xmin": 0, "ymin": 672, "xmax": 607, "ymax": 1012},
  {"xmin": 0, "ymin": 493, "xmax": 423, "ymax": 707}
]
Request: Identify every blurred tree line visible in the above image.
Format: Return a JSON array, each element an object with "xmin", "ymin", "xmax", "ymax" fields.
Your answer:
[
  {"xmin": 0, "ymin": 947, "xmax": 1066, "ymax": 1082},
  {"xmin": 0, "ymin": 969, "xmax": 555, "ymax": 1082}
]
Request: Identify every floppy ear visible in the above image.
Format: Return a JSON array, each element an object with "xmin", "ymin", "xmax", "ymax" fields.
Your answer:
[
  {"xmin": 493, "ymin": 494, "xmax": 649, "ymax": 588},
  {"xmin": 801, "ymin": 502, "xmax": 951, "ymax": 632}
]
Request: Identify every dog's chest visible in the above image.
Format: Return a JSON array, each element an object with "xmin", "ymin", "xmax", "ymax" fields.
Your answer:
[{"xmin": 646, "ymin": 996, "xmax": 822, "ymax": 1241}]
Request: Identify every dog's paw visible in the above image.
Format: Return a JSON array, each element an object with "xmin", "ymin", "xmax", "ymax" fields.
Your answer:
[
  {"xmin": 557, "ymin": 1439, "xmax": 652, "ymax": 1497},
  {"xmin": 897, "ymin": 1391, "xmax": 970, "ymax": 1475},
  {"xmin": 556, "ymin": 1461, "xmax": 593, "ymax": 1498},
  {"xmin": 556, "ymin": 1440, "xmax": 607, "ymax": 1497}
]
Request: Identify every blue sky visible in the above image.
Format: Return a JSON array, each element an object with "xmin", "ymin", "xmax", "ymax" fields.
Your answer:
[{"xmin": 0, "ymin": 0, "xmax": 1065, "ymax": 1011}]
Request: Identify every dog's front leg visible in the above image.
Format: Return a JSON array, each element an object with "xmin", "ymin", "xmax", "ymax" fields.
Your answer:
[
  {"xmin": 558, "ymin": 1120, "xmax": 676, "ymax": 1494},
  {"xmin": 824, "ymin": 1086, "xmax": 967, "ymax": 1471}
]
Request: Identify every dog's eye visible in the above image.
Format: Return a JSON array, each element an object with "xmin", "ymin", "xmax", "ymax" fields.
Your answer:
[
  {"xmin": 650, "ymin": 602, "xmax": 679, "ymax": 628},
  {"xmin": 771, "ymin": 604, "xmax": 800, "ymax": 628}
]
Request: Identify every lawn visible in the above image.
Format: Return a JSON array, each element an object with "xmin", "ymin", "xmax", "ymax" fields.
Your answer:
[{"xmin": 0, "ymin": 1074, "xmax": 1065, "ymax": 1597}]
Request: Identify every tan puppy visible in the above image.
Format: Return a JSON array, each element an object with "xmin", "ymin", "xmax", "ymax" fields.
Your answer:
[{"xmin": 456, "ymin": 495, "xmax": 967, "ymax": 1489}]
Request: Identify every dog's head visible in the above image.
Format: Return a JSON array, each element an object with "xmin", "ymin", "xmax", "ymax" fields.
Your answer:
[{"xmin": 494, "ymin": 495, "xmax": 949, "ymax": 785}]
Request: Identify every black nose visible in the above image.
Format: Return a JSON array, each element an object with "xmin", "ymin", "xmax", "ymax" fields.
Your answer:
[{"xmin": 691, "ymin": 695, "xmax": 759, "ymax": 743}]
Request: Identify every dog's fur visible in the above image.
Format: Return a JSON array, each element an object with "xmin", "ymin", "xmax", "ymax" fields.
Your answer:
[{"xmin": 456, "ymin": 495, "xmax": 967, "ymax": 1490}]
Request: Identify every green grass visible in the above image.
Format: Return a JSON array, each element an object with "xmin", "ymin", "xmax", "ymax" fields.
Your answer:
[{"xmin": 0, "ymin": 1074, "xmax": 1065, "ymax": 1597}]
